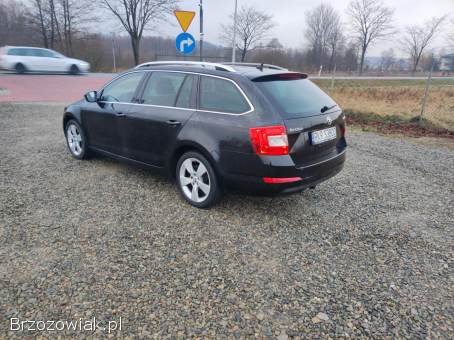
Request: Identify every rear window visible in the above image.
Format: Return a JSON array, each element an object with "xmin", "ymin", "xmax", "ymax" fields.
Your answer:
[{"xmin": 254, "ymin": 77, "xmax": 337, "ymax": 118}]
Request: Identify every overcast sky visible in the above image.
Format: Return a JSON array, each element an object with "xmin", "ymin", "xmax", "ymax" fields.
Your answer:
[{"xmin": 152, "ymin": 0, "xmax": 454, "ymax": 57}]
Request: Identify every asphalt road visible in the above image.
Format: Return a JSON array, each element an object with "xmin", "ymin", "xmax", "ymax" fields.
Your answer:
[
  {"xmin": 0, "ymin": 103, "xmax": 453, "ymax": 338},
  {"xmin": 0, "ymin": 74, "xmax": 112, "ymax": 102}
]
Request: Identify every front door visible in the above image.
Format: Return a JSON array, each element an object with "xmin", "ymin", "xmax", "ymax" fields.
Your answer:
[
  {"xmin": 82, "ymin": 71, "xmax": 145, "ymax": 156},
  {"xmin": 123, "ymin": 72, "xmax": 197, "ymax": 167}
]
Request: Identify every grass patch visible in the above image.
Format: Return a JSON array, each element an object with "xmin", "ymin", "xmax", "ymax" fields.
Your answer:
[
  {"xmin": 312, "ymin": 79, "xmax": 454, "ymax": 131},
  {"xmin": 345, "ymin": 109, "xmax": 454, "ymax": 139}
]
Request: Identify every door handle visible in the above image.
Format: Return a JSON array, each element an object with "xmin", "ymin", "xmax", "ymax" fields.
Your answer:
[
  {"xmin": 116, "ymin": 112, "xmax": 126, "ymax": 117},
  {"xmin": 166, "ymin": 120, "xmax": 181, "ymax": 126}
]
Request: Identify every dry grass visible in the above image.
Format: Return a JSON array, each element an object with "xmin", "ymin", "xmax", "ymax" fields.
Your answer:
[{"xmin": 313, "ymin": 79, "xmax": 454, "ymax": 131}]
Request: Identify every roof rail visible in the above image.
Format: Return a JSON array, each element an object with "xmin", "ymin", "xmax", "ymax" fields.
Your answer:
[
  {"xmin": 134, "ymin": 61, "xmax": 236, "ymax": 72},
  {"xmin": 223, "ymin": 62, "xmax": 288, "ymax": 71}
]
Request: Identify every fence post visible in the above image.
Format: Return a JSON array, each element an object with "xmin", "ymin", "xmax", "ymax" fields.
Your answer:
[{"xmin": 419, "ymin": 57, "xmax": 435, "ymax": 123}]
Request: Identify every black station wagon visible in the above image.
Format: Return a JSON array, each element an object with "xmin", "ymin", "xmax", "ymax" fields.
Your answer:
[{"xmin": 63, "ymin": 62, "xmax": 347, "ymax": 208}]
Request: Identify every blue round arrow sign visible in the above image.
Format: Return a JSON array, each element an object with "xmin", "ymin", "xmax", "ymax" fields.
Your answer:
[{"xmin": 176, "ymin": 32, "xmax": 196, "ymax": 55}]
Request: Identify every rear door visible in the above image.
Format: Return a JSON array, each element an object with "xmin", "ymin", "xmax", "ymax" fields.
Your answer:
[
  {"xmin": 28, "ymin": 48, "xmax": 49, "ymax": 71},
  {"xmin": 253, "ymin": 74, "xmax": 346, "ymax": 168},
  {"xmin": 34, "ymin": 49, "xmax": 64, "ymax": 72},
  {"xmin": 122, "ymin": 71, "xmax": 197, "ymax": 166},
  {"xmin": 82, "ymin": 71, "xmax": 146, "ymax": 156}
]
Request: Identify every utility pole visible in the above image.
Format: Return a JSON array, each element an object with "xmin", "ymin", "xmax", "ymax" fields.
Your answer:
[
  {"xmin": 199, "ymin": 0, "xmax": 204, "ymax": 61},
  {"xmin": 111, "ymin": 32, "xmax": 117, "ymax": 73},
  {"xmin": 232, "ymin": 0, "xmax": 238, "ymax": 63}
]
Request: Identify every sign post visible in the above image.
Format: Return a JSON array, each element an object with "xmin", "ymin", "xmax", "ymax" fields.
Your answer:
[
  {"xmin": 199, "ymin": 0, "xmax": 204, "ymax": 61},
  {"xmin": 232, "ymin": 0, "xmax": 238, "ymax": 63},
  {"xmin": 174, "ymin": 10, "xmax": 196, "ymax": 56}
]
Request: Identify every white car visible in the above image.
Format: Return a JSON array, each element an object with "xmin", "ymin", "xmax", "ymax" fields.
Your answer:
[{"xmin": 0, "ymin": 46, "xmax": 90, "ymax": 74}]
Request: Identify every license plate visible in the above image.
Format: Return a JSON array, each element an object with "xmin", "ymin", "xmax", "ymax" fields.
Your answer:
[{"xmin": 311, "ymin": 127, "xmax": 337, "ymax": 145}]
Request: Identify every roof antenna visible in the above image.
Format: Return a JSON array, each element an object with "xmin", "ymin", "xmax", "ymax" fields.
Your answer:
[{"xmin": 257, "ymin": 63, "xmax": 264, "ymax": 71}]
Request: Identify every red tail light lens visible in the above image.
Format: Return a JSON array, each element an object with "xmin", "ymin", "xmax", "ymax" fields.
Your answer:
[
  {"xmin": 263, "ymin": 177, "xmax": 302, "ymax": 184},
  {"xmin": 249, "ymin": 125, "xmax": 289, "ymax": 155},
  {"xmin": 340, "ymin": 123, "xmax": 346, "ymax": 137}
]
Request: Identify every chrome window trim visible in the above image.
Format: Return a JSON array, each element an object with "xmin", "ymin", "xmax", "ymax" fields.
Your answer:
[{"xmin": 99, "ymin": 69, "xmax": 255, "ymax": 116}]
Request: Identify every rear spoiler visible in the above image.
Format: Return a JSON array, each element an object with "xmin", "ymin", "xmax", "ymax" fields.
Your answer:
[{"xmin": 252, "ymin": 73, "xmax": 308, "ymax": 82}]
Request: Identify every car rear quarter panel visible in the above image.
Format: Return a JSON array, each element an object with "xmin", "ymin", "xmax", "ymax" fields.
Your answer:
[{"xmin": 175, "ymin": 77, "xmax": 285, "ymax": 178}]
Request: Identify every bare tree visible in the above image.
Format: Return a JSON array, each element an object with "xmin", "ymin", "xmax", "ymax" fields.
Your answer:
[
  {"xmin": 346, "ymin": 0, "xmax": 395, "ymax": 75},
  {"xmin": 326, "ymin": 10, "xmax": 344, "ymax": 71},
  {"xmin": 305, "ymin": 3, "xmax": 343, "ymax": 71},
  {"xmin": 448, "ymin": 19, "xmax": 454, "ymax": 46},
  {"xmin": 30, "ymin": 0, "xmax": 51, "ymax": 48},
  {"xmin": 379, "ymin": 48, "xmax": 395, "ymax": 72},
  {"xmin": 103, "ymin": 0, "xmax": 178, "ymax": 65},
  {"xmin": 221, "ymin": 5, "xmax": 275, "ymax": 62},
  {"xmin": 0, "ymin": 0, "xmax": 37, "ymax": 46},
  {"xmin": 29, "ymin": 0, "xmax": 93, "ymax": 54},
  {"xmin": 402, "ymin": 16, "xmax": 446, "ymax": 75},
  {"xmin": 58, "ymin": 0, "xmax": 93, "ymax": 55}
]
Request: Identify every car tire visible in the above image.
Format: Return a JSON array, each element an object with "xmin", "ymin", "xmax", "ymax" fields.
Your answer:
[
  {"xmin": 65, "ymin": 119, "xmax": 90, "ymax": 159},
  {"xmin": 176, "ymin": 151, "xmax": 221, "ymax": 208},
  {"xmin": 69, "ymin": 64, "xmax": 80, "ymax": 75},
  {"xmin": 15, "ymin": 63, "xmax": 26, "ymax": 74}
]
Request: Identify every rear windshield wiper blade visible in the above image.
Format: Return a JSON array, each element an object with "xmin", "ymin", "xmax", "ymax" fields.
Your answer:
[{"xmin": 321, "ymin": 104, "xmax": 337, "ymax": 113}]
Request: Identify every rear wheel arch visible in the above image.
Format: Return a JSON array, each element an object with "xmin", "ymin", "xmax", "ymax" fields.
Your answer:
[{"xmin": 170, "ymin": 143, "xmax": 220, "ymax": 179}]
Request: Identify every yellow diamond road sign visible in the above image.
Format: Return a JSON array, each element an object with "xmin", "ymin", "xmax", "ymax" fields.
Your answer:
[{"xmin": 174, "ymin": 10, "xmax": 195, "ymax": 32}]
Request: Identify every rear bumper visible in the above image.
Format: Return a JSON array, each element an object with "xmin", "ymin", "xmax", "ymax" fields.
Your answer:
[{"xmin": 221, "ymin": 149, "xmax": 346, "ymax": 195}]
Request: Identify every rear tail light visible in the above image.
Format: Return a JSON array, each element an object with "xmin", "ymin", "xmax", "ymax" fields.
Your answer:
[
  {"xmin": 249, "ymin": 125, "xmax": 289, "ymax": 155},
  {"xmin": 340, "ymin": 123, "xmax": 346, "ymax": 137},
  {"xmin": 263, "ymin": 177, "xmax": 302, "ymax": 184}
]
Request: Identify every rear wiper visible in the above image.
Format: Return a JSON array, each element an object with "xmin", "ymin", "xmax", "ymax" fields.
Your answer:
[{"xmin": 321, "ymin": 104, "xmax": 337, "ymax": 113}]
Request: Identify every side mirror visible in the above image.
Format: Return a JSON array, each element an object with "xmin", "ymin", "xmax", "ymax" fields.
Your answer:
[{"xmin": 84, "ymin": 91, "xmax": 98, "ymax": 103}]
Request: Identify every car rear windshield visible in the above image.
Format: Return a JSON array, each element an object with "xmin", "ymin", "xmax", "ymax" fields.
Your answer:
[{"xmin": 254, "ymin": 77, "xmax": 337, "ymax": 118}]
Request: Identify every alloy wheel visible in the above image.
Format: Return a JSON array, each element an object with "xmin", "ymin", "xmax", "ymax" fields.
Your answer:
[
  {"xmin": 179, "ymin": 158, "xmax": 211, "ymax": 203},
  {"xmin": 67, "ymin": 123, "xmax": 83, "ymax": 156}
]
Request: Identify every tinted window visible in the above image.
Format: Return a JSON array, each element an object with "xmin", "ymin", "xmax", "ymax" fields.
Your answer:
[
  {"xmin": 35, "ymin": 49, "xmax": 56, "ymax": 58},
  {"xmin": 175, "ymin": 75, "xmax": 195, "ymax": 108},
  {"xmin": 7, "ymin": 48, "xmax": 27, "ymax": 56},
  {"xmin": 142, "ymin": 72, "xmax": 191, "ymax": 107},
  {"xmin": 101, "ymin": 72, "xmax": 144, "ymax": 103},
  {"xmin": 254, "ymin": 78, "xmax": 337, "ymax": 118},
  {"xmin": 199, "ymin": 76, "xmax": 250, "ymax": 114}
]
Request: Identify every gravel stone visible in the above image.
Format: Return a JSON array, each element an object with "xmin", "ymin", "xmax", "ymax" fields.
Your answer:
[{"xmin": 0, "ymin": 103, "xmax": 453, "ymax": 338}]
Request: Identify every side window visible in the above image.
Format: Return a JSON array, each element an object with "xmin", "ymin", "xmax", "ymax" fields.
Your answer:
[
  {"xmin": 28, "ymin": 49, "xmax": 41, "ymax": 57},
  {"xmin": 100, "ymin": 72, "xmax": 144, "ymax": 103},
  {"xmin": 8, "ymin": 48, "xmax": 26, "ymax": 56},
  {"xmin": 7, "ymin": 48, "xmax": 18, "ymax": 56},
  {"xmin": 175, "ymin": 75, "xmax": 195, "ymax": 108},
  {"xmin": 199, "ymin": 76, "xmax": 250, "ymax": 114},
  {"xmin": 141, "ymin": 72, "xmax": 189, "ymax": 107},
  {"xmin": 35, "ymin": 49, "xmax": 54, "ymax": 58}
]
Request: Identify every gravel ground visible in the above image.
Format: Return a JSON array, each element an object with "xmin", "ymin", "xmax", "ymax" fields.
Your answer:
[{"xmin": 1, "ymin": 103, "xmax": 453, "ymax": 338}]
